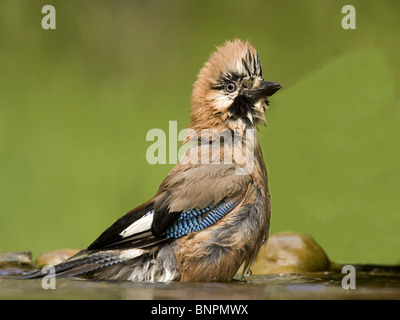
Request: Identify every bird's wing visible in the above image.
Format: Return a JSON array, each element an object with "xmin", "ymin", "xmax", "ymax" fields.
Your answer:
[
  {"xmin": 87, "ymin": 162, "xmax": 252, "ymax": 251},
  {"xmin": 86, "ymin": 200, "xmax": 160, "ymax": 250},
  {"xmin": 21, "ymin": 162, "xmax": 252, "ymax": 279}
]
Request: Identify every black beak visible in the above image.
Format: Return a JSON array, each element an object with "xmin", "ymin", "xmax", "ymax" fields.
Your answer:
[{"xmin": 246, "ymin": 81, "xmax": 281, "ymax": 101}]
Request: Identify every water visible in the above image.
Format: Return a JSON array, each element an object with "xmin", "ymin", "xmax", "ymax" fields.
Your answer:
[{"xmin": 1, "ymin": 272, "xmax": 400, "ymax": 300}]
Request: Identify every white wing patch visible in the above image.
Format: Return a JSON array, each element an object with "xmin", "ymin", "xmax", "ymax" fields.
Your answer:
[
  {"xmin": 119, "ymin": 248, "xmax": 144, "ymax": 260},
  {"xmin": 119, "ymin": 211, "xmax": 154, "ymax": 238}
]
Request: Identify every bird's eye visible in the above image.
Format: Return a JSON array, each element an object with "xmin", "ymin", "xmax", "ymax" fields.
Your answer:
[{"xmin": 225, "ymin": 82, "xmax": 237, "ymax": 93}]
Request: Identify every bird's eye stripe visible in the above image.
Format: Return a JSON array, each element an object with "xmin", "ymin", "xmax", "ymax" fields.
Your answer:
[{"xmin": 210, "ymin": 84, "xmax": 224, "ymax": 91}]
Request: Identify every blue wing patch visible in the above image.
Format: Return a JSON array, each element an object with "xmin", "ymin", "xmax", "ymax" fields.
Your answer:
[{"xmin": 164, "ymin": 200, "xmax": 237, "ymax": 239}]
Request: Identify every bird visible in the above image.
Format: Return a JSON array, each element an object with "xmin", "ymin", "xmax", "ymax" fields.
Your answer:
[{"xmin": 23, "ymin": 39, "xmax": 281, "ymax": 282}]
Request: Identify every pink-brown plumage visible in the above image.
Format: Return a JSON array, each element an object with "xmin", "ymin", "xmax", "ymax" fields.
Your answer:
[{"xmin": 23, "ymin": 39, "xmax": 280, "ymax": 282}]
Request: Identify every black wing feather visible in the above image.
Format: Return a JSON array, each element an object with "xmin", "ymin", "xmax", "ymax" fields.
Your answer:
[{"xmin": 87, "ymin": 200, "xmax": 155, "ymax": 250}]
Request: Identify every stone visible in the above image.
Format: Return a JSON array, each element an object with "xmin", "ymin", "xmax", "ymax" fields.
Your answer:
[
  {"xmin": 0, "ymin": 251, "xmax": 34, "ymax": 276},
  {"xmin": 0, "ymin": 251, "xmax": 34, "ymax": 269},
  {"xmin": 35, "ymin": 249, "xmax": 80, "ymax": 268},
  {"xmin": 251, "ymin": 231, "xmax": 331, "ymax": 274}
]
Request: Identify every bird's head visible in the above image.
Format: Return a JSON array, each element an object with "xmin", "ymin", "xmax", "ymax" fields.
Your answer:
[{"xmin": 189, "ymin": 39, "xmax": 281, "ymax": 136}]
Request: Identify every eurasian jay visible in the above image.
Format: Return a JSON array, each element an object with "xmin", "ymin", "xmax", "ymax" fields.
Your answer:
[{"xmin": 24, "ymin": 39, "xmax": 281, "ymax": 282}]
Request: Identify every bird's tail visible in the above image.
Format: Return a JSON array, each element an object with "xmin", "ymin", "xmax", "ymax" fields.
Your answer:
[{"xmin": 20, "ymin": 248, "xmax": 144, "ymax": 279}]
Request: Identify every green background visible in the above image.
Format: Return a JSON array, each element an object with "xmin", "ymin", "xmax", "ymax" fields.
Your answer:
[{"xmin": 0, "ymin": 0, "xmax": 399, "ymax": 265}]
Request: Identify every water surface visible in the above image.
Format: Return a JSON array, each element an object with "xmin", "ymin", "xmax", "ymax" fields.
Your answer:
[{"xmin": 1, "ymin": 272, "xmax": 400, "ymax": 300}]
